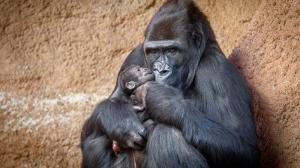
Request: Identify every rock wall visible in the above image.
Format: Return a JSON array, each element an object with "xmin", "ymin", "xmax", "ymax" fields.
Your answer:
[
  {"xmin": 229, "ymin": 0, "xmax": 300, "ymax": 167},
  {"xmin": 0, "ymin": 0, "xmax": 299, "ymax": 167}
]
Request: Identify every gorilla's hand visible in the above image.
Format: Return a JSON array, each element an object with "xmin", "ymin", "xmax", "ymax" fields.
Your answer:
[
  {"xmin": 96, "ymin": 98, "xmax": 147, "ymax": 150},
  {"xmin": 109, "ymin": 117, "xmax": 147, "ymax": 150},
  {"xmin": 135, "ymin": 82, "xmax": 185, "ymax": 128}
]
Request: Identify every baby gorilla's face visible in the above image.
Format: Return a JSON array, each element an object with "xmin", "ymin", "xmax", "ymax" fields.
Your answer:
[
  {"xmin": 120, "ymin": 65, "xmax": 154, "ymax": 94},
  {"xmin": 124, "ymin": 66, "xmax": 154, "ymax": 90},
  {"xmin": 130, "ymin": 66, "xmax": 154, "ymax": 84}
]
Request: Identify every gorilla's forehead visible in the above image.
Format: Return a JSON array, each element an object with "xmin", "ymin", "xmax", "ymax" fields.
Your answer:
[
  {"xmin": 144, "ymin": 40, "xmax": 182, "ymax": 49},
  {"xmin": 145, "ymin": 10, "xmax": 188, "ymax": 41}
]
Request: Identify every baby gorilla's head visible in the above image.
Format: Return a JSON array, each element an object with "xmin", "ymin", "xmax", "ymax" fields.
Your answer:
[{"xmin": 119, "ymin": 65, "xmax": 154, "ymax": 94}]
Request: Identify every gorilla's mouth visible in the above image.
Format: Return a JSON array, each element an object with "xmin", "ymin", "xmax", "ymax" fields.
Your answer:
[
  {"xmin": 144, "ymin": 73, "xmax": 155, "ymax": 81},
  {"xmin": 154, "ymin": 70, "xmax": 172, "ymax": 84},
  {"xmin": 154, "ymin": 69, "xmax": 172, "ymax": 77},
  {"xmin": 144, "ymin": 71, "xmax": 153, "ymax": 75},
  {"xmin": 142, "ymin": 68, "xmax": 155, "ymax": 81}
]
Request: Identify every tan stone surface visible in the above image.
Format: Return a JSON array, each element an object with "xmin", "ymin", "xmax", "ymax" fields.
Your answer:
[
  {"xmin": 230, "ymin": 0, "xmax": 300, "ymax": 167},
  {"xmin": 0, "ymin": 0, "xmax": 299, "ymax": 167}
]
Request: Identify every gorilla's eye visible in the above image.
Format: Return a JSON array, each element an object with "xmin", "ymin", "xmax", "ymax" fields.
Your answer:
[
  {"xmin": 166, "ymin": 48, "xmax": 178, "ymax": 55},
  {"xmin": 146, "ymin": 48, "xmax": 154, "ymax": 54},
  {"xmin": 145, "ymin": 48, "xmax": 158, "ymax": 55},
  {"xmin": 170, "ymin": 48, "xmax": 177, "ymax": 53}
]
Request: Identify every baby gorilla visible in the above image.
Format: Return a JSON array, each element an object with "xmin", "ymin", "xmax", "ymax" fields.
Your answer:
[
  {"xmin": 119, "ymin": 65, "xmax": 154, "ymax": 93},
  {"xmin": 119, "ymin": 65, "xmax": 154, "ymax": 112},
  {"xmin": 114, "ymin": 65, "xmax": 195, "ymax": 168},
  {"xmin": 119, "ymin": 65, "xmax": 155, "ymax": 112},
  {"xmin": 113, "ymin": 65, "xmax": 155, "ymax": 154}
]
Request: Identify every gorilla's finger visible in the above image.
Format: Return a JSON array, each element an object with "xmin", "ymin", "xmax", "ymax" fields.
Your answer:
[
  {"xmin": 125, "ymin": 135, "xmax": 144, "ymax": 150},
  {"xmin": 133, "ymin": 105, "xmax": 145, "ymax": 112},
  {"xmin": 138, "ymin": 127, "xmax": 148, "ymax": 139},
  {"xmin": 137, "ymin": 112, "xmax": 150, "ymax": 121},
  {"xmin": 129, "ymin": 131, "xmax": 146, "ymax": 147},
  {"xmin": 134, "ymin": 136, "xmax": 146, "ymax": 147},
  {"xmin": 126, "ymin": 139, "xmax": 135, "ymax": 149}
]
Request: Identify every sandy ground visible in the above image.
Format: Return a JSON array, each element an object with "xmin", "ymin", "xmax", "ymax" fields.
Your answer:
[{"xmin": 0, "ymin": 0, "xmax": 299, "ymax": 167}]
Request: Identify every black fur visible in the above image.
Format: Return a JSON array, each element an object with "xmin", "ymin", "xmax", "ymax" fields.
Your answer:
[{"xmin": 80, "ymin": 0, "xmax": 260, "ymax": 167}]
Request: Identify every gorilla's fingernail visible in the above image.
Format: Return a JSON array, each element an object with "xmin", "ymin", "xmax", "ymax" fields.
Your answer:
[{"xmin": 138, "ymin": 128, "xmax": 147, "ymax": 138}]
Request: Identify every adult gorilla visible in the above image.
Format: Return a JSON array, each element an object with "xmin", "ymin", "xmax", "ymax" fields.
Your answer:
[{"xmin": 80, "ymin": 0, "xmax": 260, "ymax": 168}]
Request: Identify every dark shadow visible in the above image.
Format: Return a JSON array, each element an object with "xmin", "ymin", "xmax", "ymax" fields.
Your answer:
[{"xmin": 229, "ymin": 48, "xmax": 280, "ymax": 168}]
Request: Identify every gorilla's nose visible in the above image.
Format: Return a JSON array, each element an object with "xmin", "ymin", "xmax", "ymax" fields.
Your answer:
[{"xmin": 153, "ymin": 62, "xmax": 171, "ymax": 75}]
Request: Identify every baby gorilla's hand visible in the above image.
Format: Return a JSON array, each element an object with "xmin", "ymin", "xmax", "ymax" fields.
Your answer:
[{"xmin": 131, "ymin": 83, "xmax": 149, "ymax": 112}]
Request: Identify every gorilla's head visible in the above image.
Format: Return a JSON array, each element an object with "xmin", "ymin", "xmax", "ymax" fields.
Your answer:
[{"xmin": 143, "ymin": 0, "xmax": 211, "ymax": 90}]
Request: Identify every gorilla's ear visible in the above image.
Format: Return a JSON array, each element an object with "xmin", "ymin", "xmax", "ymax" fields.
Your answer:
[
  {"xmin": 192, "ymin": 23, "xmax": 206, "ymax": 57},
  {"xmin": 125, "ymin": 81, "xmax": 136, "ymax": 90},
  {"xmin": 183, "ymin": 22, "xmax": 206, "ymax": 90}
]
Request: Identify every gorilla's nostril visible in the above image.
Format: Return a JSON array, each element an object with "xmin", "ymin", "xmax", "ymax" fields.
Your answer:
[
  {"xmin": 161, "ymin": 70, "xmax": 169, "ymax": 74},
  {"xmin": 153, "ymin": 61, "xmax": 163, "ymax": 70}
]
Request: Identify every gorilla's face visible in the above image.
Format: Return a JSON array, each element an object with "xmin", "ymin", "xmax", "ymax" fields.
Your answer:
[
  {"xmin": 144, "ymin": 39, "xmax": 190, "ymax": 88},
  {"xmin": 143, "ymin": 1, "xmax": 206, "ymax": 90}
]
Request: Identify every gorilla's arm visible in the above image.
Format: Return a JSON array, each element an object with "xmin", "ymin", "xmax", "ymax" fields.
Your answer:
[
  {"xmin": 80, "ymin": 45, "xmax": 146, "ymax": 168},
  {"xmin": 80, "ymin": 107, "xmax": 113, "ymax": 168},
  {"xmin": 144, "ymin": 46, "xmax": 259, "ymax": 167}
]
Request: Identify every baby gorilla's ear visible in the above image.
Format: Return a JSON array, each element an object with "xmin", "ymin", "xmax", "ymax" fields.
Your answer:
[{"xmin": 125, "ymin": 81, "xmax": 136, "ymax": 90}]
